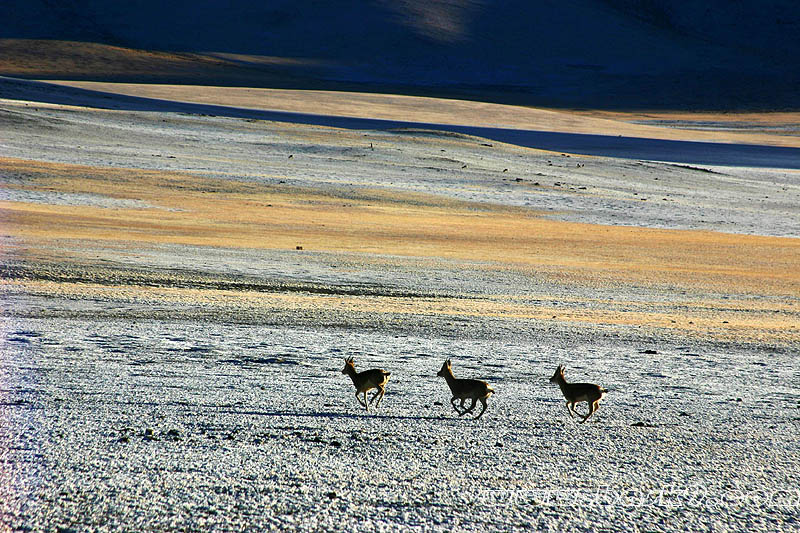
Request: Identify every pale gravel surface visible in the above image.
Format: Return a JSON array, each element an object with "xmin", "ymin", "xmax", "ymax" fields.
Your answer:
[
  {"xmin": 2, "ymin": 316, "xmax": 799, "ymax": 531},
  {"xmin": 1, "ymin": 81, "xmax": 799, "ymax": 531}
]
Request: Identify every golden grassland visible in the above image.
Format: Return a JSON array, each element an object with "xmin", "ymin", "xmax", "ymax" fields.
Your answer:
[{"xmin": 2, "ymin": 157, "xmax": 798, "ymax": 344}]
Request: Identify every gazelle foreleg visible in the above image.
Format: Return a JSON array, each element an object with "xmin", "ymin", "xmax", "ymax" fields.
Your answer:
[
  {"xmin": 460, "ymin": 398, "xmax": 477, "ymax": 416},
  {"xmin": 451, "ymin": 397, "xmax": 465, "ymax": 415},
  {"xmin": 370, "ymin": 387, "xmax": 385, "ymax": 408},
  {"xmin": 356, "ymin": 390, "xmax": 367, "ymax": 407}
]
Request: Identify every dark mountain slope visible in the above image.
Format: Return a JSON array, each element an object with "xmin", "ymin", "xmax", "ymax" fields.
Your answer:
[{"xmin": 1, "ymin": 0, "xmax": 797, "ymax": 109}]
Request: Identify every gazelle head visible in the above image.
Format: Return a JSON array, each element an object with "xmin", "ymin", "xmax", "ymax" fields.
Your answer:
[
  {"xmin": 549, "ymin": 365, "xmax": 565, "ymax": 383},
  {"xmin": 342, "ymin": 357, "xmax": 355, "ymax": 374},
  {"xmin": 437, "ymin": 359, "xmax": 452, "ymax": 377}
]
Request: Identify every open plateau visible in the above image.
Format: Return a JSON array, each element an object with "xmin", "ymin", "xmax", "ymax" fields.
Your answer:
[{"xmin": 1, "ymin": 73, "xmax": 799, "ymax": 531}]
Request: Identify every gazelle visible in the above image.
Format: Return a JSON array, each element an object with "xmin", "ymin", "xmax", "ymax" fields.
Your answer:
[
  {"xmin": 341, "ymin": 357, "xmax": 391, "ymax": 412},
  {"xmin": 437, "ymin": 359, "xmax": 494, "ymax": 419},
  {"xmin": 549, "ymin": 365, "xmax": 607, "ymax": 423}
]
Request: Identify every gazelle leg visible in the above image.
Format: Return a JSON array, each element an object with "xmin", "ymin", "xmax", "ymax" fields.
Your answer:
[
  {"xmin": 566, "ymin": 402, "xmax": 575, "ymax": 418},
  {"xmin": 376, "ymin": 389, "xmax": 385, "ymax": 408},
  {"xmin": 458, "ymin": 398, "xmax": 472, "ymax": 416},
  {"xmin": 356, "ymin": 391, "xmax": 367, "ymax": 408},
  {"xmin": 451, "ymin": 397, "xmax": 464, "ymax": 415},
  {"xmin": 474, "ymin": 397, "xmax": 488, "ymax": 419},
  {"xmin": 583, "ymin": 400, "xmax": 600, "ymax": 422},
  {"xmin": 369, "ymin": 388, "xmax": 381, "ymax": 404},
  {"xmin": 372, "ymin": 387, "xmax": 385, "ymax": 408},
  {"xmin": 579, "ymin": 401, "xmax": 598, "ymax": 423},
  {"xmin": 460, "ymin": 398, "xmax": 477, "ymax": 416},
  {"xmin": 363, "ymin": 391, "xmax": 371, "ymax": 412}
]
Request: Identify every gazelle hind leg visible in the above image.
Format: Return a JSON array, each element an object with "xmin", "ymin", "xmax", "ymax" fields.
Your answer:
[
  {"xmin": 474, "ymin": 397, "xmax": 488, "ymax": 419},
  {"xmin": 369, "ymin": 387, "xmax": 381, "ymax": 404},
  {"xmin": 579, "ymin": 401, "xmax": 599, "ymax": 423},
  {"xmin": 372, "ymin": 387, "xmax": 385, "ymax": 408}
]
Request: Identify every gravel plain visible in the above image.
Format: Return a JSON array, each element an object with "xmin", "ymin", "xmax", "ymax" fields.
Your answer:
[{"xmin": 1, "ymin": 79, "xmax": 799, "ymax": 531}]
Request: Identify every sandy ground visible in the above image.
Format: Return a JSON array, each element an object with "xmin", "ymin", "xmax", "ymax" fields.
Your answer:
[{"xmin": 1, "ymin": 80, "xmax": 799, "ymax": 531}]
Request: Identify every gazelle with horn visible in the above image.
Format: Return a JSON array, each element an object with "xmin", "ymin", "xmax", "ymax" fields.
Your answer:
[
  {"xmin": 549, "ymin": 365, "xmax": 607, "ymax": 423},
  {"xmin": 341, "ymin": 357, "xmax": 391, "ymax": 412},
  {"xmin": 437, "ymin": 359, "xmax": 494, "ymax": 419}
]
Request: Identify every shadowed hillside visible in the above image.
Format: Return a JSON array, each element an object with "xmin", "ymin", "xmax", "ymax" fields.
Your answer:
[{"xmin": 1, "ymin": 0, "xmax": 798, "ymax": 109}]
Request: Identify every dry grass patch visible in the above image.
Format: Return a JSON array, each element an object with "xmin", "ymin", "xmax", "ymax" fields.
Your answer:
[{"xmin": 2, "ymin": 157, "xmax": 798, "ymax": 299}]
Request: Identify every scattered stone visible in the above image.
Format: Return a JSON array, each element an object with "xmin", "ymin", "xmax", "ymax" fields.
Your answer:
[
  {"xmin": 640, "ymin": 349, "xmax": 658, "ymax": 354},
  {"xmin": 296, "ymin": 245, "xmax": 303, "ymax": 250},
  {"xmin": 330, "ymin": 440, "xmax": 342, "ymax": 448},
  {"xmin": 631, "ymin": 421, "xmax": 655, "ymax": 428},
  {"xmin": 326, "ymin": 491, "xmax": 337, "ymax": 500}
]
